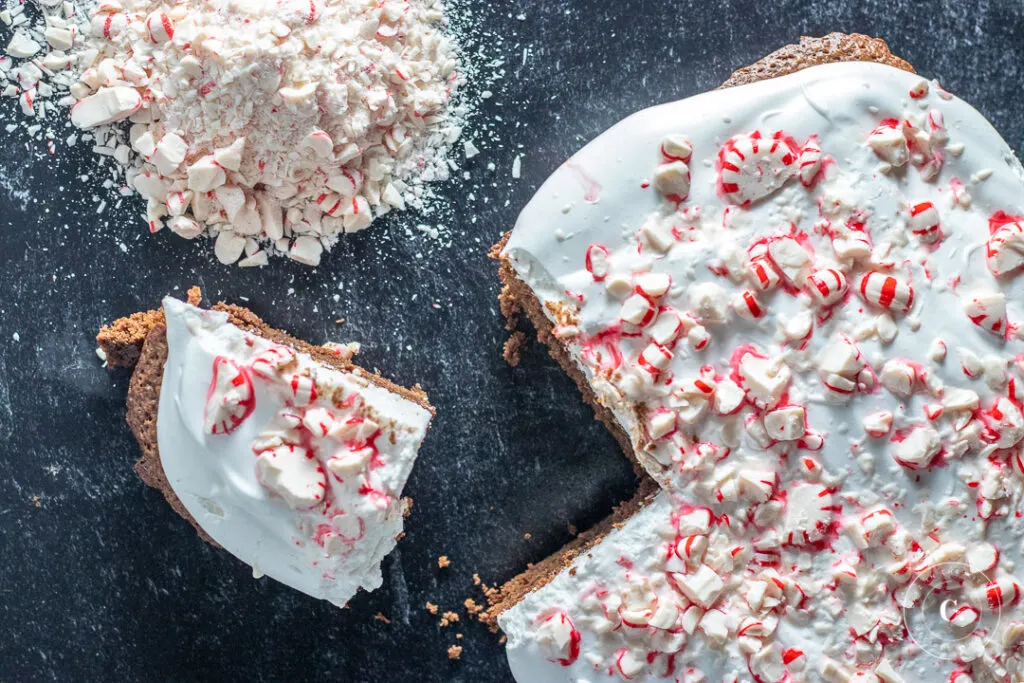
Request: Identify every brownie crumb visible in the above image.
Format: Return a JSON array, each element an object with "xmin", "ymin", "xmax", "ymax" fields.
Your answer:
[
  {"xmin": 425, "ymin": 601, "xmax": 439, "ymax": 615},
  {"xmin": 437, "ymin": 555, "xmax": 451, "ymax": 569},
  {"xmin": 464, "ymin": 598, "xmax": 483, "ymax": 616},
  {"xmin": 502, "ymin": 331, "xmax": 526, "ymax": 367},
  {"xmin": 374, "ymin": 612, "xmax": 391, "ymax": 624},
  {"xmin": 447, "ymin": 645, "xmax": 462, "ymax": 660}
]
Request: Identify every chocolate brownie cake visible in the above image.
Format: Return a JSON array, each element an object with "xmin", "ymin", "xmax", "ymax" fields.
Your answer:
[
  {"xmin": 98, "ymin": 289, "xmax": 434, "ymax": 606},
  {"xmin": 488, "ymin": 35, "xmax": 1024, "ymax": 681}
]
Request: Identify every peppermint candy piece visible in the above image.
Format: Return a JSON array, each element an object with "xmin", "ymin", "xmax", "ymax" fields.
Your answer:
[
  {"xmin": 255, "ymin": 444, "xmax": 326, "ymax": 509},
  {"xmin": 986, "ymin": 215, "xmax": 1024, "ymax": 277},
  {"xmin": 857, "ymin": 271, "xmax": 915, "ymax": 314},
  {"xmin": 203, "ymin": 356, "xmax": 255, "ymax": 435},
  {"xmin": 964, "ymin": 289, "xmax": 1007, "ymax": 337},
  {"xmin": 717, "ymin": 130, "xmax": 798, "ymax": 206},
  {"xmin": 806, "ymin": 268, "xmax": 847, "ymax": 307},
  {"xmin": 908, "ymin": 200, "xmax": 942, "ymax": 244},
  {"xmin": 781, "ymin": 483, "xmax": 836, "ymax": 546}
]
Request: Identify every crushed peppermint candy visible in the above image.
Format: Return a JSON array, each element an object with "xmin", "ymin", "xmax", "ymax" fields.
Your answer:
[{"xmin": 3, "ymin": 0, "xmax": 468, "ymax": 266}]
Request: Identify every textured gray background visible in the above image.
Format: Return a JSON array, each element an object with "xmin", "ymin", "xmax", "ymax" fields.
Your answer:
[{"xmin": 1, "ymin": 1, "xmax": 1023, "ymax": 681}]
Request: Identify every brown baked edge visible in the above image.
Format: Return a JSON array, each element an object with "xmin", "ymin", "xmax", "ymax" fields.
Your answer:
[
  {"xmin": 479, "ymin": 477, "xmax": 661, "ymax": 626},
  {"xmin": 483, "ymin": 33, "xmax": 915, "ymax": 620},
  {"xmin": 102, "ymin": 288, "xmax": 435, "ymax": 544}
]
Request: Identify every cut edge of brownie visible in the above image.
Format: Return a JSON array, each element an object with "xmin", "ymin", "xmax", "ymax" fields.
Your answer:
[
  {"xmin": 100, "ymin": 287, "xmax": 435, "ymax": 546},
  {"xmin": 484, "ymin": 33, "xmax": 915, "ymax": 620}
]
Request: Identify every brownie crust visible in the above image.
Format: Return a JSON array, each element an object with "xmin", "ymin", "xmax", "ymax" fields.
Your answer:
[{"xmin": 486, "ymin": 34, "xmax": 914, "ymax": 618}]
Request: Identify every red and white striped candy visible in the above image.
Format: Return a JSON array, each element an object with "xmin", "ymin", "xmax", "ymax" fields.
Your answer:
[
  {"xmin": 584, "ymin": 243, "xmax": 610, "ymax": 281},
  {"xmin": 858, "ymin": 507, "xmax": 896, "ymax": 545},
  {"xmin": 204, "ymin": 356, "xmax": 255, "ymax": 435},
  {"xmin": 326, "ymin": 169, "xmax": 364, "ymax": 197},
  {"xmin": 251, "ymin": 345, "xmax": 297, "ymax": 380},
  {"xmin": 908, "ymin": 201, "xmax": 942, "ymax": 243},
  {"xmin": 91, "ymin": 11, "xmax": 128, "ymax": 40},
  {"xmin": 145, "ymin": 11, "xmax": 174, "ymax": 43},
  {"xmin": 637, "ymin": 343, "xmax": 672, "ymax": 376},
  {"xmin": 945, "ymin": 604, "xmax": 980, "ymax": 628},
  {"xmin": 805, "ymin": 268, "xmax": 847, "ymax": 307},
  {"xmin": 986, "ymin": 218, "xmax": 1024, "ymax": 277},
  {"xmin": 316, "ymin": 192, "xmax": 345, "ymax": 217},
  {"xmin": 673, "ymin": 534, "xmax": 708, "ymax": 564},
  {"xmin": 782, "ymin": 483, "xmax": 836, "ymax": 546},
  {"xmin": 797, "ymin": 136, "xmax": 823, "ymax": 187},
  {"xmin": 732, "ymin": 290, "xmax": 765, "ymax": 320},
  {"xmin": 717, "ymin": 130, "xmax": 798, "ymax": 205},
  {"xmin": 978, "ymin": 577, "xmax": 1021, "ymax": 610},
  {"xmin": 621, "ymin": 293, "xmax": 657, "ymax": 326},
  {"xmin": 858, "ymin": 271, "xmax": 915, "ymax": 314},
  {"xmin": 687, "ymin": 325, "xmax": 710, "ymax": 351},
  {"xmin": 964, "ymin": 290, "xmax": 1007, "ymax": 336},
  {"xmin": 289, "ymin": 373, "xmax": 318, "ymax": 407},
  {"xmin": 746, "ymin": 256, "xmax": 780, "ymax": 291},
  {"xmin": 660, "ymin": 134, "xmax": 693, "ymax": 163}
]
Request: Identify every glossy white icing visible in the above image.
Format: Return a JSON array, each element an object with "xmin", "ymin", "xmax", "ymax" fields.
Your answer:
[
  {"xmin": 157, "ymin": 298, "xmax": 432, "ymax": 606},
  {"xmin": 501, "ymin": 62, "xmax": 1024, "ymax": 681}
]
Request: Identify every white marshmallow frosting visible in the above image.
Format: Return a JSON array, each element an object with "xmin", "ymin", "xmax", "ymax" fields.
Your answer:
[
  {"xmin": 157, "ymin": 298, "xmax": 432, "ymax": 606},
  {"xmin": 500, "ymin": 63, "xmax": 1024, "ymax": 682}
]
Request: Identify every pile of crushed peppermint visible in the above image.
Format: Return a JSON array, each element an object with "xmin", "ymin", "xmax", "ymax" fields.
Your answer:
[{"xmin": 2, "ymin": 0, "xmax": 466, "ymax": 266}]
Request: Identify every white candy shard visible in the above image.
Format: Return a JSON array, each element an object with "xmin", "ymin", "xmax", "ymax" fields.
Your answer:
[
  {"xmin": 688, "ymin": 282, "xmax": 729, "ymax": 324},
  {"xmin": 188, "ymin": 155, "xmax": 227, "ymax": 192},
  {"xmin": 880, "ymin": 359, "xmax": 917, "ymax": 397},
  {"xmin": 6, "ymin": 32, "xmax": 41, "ymax": 58},
  {"xmin": 738, "ymin": 353, "xmax": 791, "ymax": 409},
  {"xmin": 862, "ymin": 411, "xmax": 893, "ymax": 438},
  {"xmin": 891, "ymin": 426, "xmax": 941, "ymax": 469},
  {"xmin": 673, "ymin": 564, "xmax": 724, "ymax": 608},
  {"xmin": 817, "ymin": 336, "xmax": 868, "ymax": 398},
  {"xmin": 653, "ymin": 160, "xmax": 691, "ymax": 201},
  {"xmin": 867, "ymin": 121, "xmax": 909, "ymax": 168},
  {"xmin": 70, "ymin": 86, "xmax": 142, "ymax": 128},
  {"xmin": 763, "ymin": 406, "xmax": 806, "ymax": 441},
  {"xmin": 255, "ymin": 444, "xmax": 326, "ymax": 509},
  {"xmin": 964, "ymin": 290, "xmax": 1007, "ymax": 337},
  {"xmin": 767, "ymin": 236, "xmax": 812, "ymax": 286}
]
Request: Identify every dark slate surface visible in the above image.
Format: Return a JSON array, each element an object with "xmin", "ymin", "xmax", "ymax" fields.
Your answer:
[{"xmin": 1, "ymin": 1, "xmax": 1023, "ymax": 681}]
